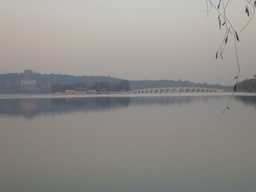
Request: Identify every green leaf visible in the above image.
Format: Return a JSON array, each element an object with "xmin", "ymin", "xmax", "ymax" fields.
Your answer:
[
  {"xmin": 220, "ymin": 51, "xmax": 223, "ymax": 59},
  {"xmin": 218, "ymin": 16, "xmax": 221, "ymax": 30},
  {"xmin": 245, "ymin": 6, "xmax": 250, "ymax": 16},
  {"xmin": 234, "ymin": 84, "xmax": 237, "ymax": 92},
  {"xmin": 217, "ymin": 0, "xmax": 221, "ymax": 9},
  {"xmin": 235, "ymin": 31, "xmax": 240, "ymax": 42},
  {"xmin": 225, "ymin": 36, "xmax": 228, "ymax": 44}
]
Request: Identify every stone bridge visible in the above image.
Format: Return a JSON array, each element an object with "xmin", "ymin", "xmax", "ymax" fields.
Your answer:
[{"xmin": 131, "ymin": 87, "xmax": 224, "ymax": 94}]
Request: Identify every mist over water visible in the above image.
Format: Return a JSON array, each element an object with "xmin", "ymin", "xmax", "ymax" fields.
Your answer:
[{"xmin": 1, "ymin": 94, "xmax": 256, "ymax": 192}]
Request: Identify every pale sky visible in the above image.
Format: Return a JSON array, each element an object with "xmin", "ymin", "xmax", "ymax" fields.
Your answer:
[{"xmin": 1, "ymin": 0, "xmax": 255, "ymax": 85}]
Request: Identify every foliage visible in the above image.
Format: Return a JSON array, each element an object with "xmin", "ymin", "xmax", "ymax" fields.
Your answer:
[
  {"xmin": 90, "ymin": 81, "xmax": 112, "ymax": 92},
  {"xmin": 237, "ymin": 76, "xmax": 256, "ymax": 92},
  {"xmin": 117, "ymin": 80, "xmax": 130, "ymax": 91},
  {"xmin": 1, "ymin": 71, "xmax": 229, "ymax": 94},
  {"xmin": 51, "ymin": 80, "xmax": 130, "ymax": 93},
  {"xmin": 207, "ymin": 0, "xmax": 255, "ymax": 61},
  {"xmin": 0, "ymin": 72, "xmax": 124, "ymax": 94},
  {"xmin": 206, "ymin": 0, "xmax": 256, "ymax": 112},
  {"xmin": 129, "ymin": 79, "xmax": 228, "ymax": 90},
  {"xmin": 51, "ymin": 82, "xmax": 88, "ymax": 93}
]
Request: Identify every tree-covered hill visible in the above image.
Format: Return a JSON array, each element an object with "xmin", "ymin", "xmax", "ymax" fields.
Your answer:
[
  {"xmin": 237, "ymin": 75, "xmax": 256, "ymax": 92},
  {"xmin": 128, "ymin": 80, "xmax": 228, "ymax": 90},
  {"xmin": 0, "ymin": 70, "xmax": 231, "ymax": 94},
  {"xmin": 0, "ymin": 71, "xmax": 124, "ymax": 94}
]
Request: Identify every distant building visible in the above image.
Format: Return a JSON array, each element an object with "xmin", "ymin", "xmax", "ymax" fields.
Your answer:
[
  {"xmin": 65, "ymin": 90, "xmax": 75, "ymax": 93},
  {"xmin": 21, "ymin": 69, "xmax": 37, "ymax": 88},
  {"xmin": 87, "ymin": 90, "xmax": 96, "ymax": 94},
  {"xmin": 24, "ymin": 69, "xmax": 33, "ymax": 79},
  {"xmin": 21, "ymin": 79, "xmax": 37, "ymax": 87}
]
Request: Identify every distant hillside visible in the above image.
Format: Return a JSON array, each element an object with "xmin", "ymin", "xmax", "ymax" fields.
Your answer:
[
  {"xmin": 37, "ymin": 73, "xmax": 123, "ymax": 86},
  {"xmin": 237, "ymin": 76, "xmax": 256, "ymax": 92},
  {"xmin": 0, "ymin": 70, "xmax": 231, "ymax": 94},
  {"xmin": 0, "ymin": 70, "xmax": 124, "ymax": 94},
  {"xmin": 129, "ymin": 80, "xmax": 230, "ymax": 90}
]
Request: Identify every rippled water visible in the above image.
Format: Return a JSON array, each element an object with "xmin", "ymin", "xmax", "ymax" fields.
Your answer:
[{"xmin": 1, "ymin": 94, "xmax": 256, "ymax": 192}]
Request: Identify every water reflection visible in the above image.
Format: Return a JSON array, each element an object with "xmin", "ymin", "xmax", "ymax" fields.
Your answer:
[
  {"xmin": 0, "ymin": 97, "xmax": 130, "ymax": 119},
  {"xmin": 234, "ymin": 96, "xmax": 256, "ymax": 108},
  {"xmin": 0, "ymin": 96, "xmax": 214, "ymax": 119},
  {"xmin": 0, "ymin": 95, "xmax": 255, "ymax": 119}
]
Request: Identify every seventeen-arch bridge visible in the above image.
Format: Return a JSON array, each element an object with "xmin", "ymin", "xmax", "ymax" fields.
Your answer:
[{"xmin": 131, "ymin": 87, "xmax": 224, "ymax": 94}]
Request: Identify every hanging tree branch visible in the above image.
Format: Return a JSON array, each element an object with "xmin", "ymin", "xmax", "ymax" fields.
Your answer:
[
  {"xmin": 206, "ymin": 0, "xmax": 256, "ymax": 112},
  {"xmin": 241, "ymin": 0, "xmax": 256, "ymax": 31}
]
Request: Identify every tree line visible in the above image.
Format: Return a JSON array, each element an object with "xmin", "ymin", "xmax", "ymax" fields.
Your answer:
[
  {"xmin": 0, "ymin": 70, "xmax": 231, "ymax": 94},
  {"xmin": 51, "ymin": 80, "xmax": 130, "ymax": 93},
  {"xmin": 237, "ymin": 75, "xmax": 256, "ymax": 92}
]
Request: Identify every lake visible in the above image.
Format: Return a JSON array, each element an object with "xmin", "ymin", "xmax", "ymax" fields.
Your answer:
[{"xmin": 1, "ymin": 93, "xmax": 256, "ymax": 192}]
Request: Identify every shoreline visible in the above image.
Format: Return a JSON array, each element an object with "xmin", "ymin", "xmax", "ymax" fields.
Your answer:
[
  {"xmin": 0, "ymin": 92, "xmax": 255, "ymax": 99},
  {"xmin": 53, "ymin": 91, "xmax": 131, "ymax": 95}
]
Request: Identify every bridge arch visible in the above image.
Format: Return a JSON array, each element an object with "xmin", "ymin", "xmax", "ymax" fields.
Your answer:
[
  {"xmin": 172, "ymin": 89, "xmax": 177, "ymax": 93},
  {"xmin": 131, "ymin": 87, "xmax": 224, "ymax": 94}
]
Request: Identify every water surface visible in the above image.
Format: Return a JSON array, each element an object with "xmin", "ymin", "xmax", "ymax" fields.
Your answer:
[{"xmin": 1, "ymin": 94, "xmax": 255, "ymax": 192}]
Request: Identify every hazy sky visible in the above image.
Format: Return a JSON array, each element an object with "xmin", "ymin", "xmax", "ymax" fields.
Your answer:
[{"xmin": 1, "ymin": 0, "xmax": 255, "ymax": 85}]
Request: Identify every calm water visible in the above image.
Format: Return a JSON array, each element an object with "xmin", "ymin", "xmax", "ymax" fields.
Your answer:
[{"xmin": 1, "ymin": 94, "xmax": 256, "ymax": 192}]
